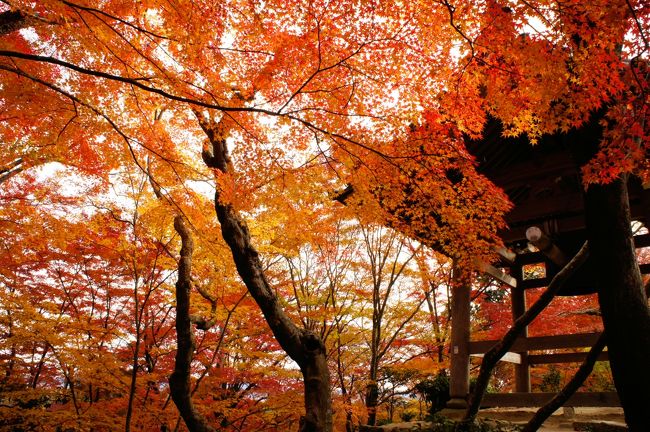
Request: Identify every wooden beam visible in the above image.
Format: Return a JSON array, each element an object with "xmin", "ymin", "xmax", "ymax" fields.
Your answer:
[
  {"xmin": 634, "ymin": 233, "xmax": 650, "ymax": 248},
  {"xmin": 506, "ymin": 233, "xmax": 648, "ymax": 286},
  {"xmin": 474, "ymin": 259, "xmax": 517, "ymax": 288},
  {"xmin": 640, "ymin": 263, "xmax": 650, "ymax": 275},
  {"xmin": 504, "ymin": 190, "xmax": 585, "ymax": 227},
  {"xmin": 528, "ymin": 351, "xmax": 609, "ymax": 365},
  {"xmin": 481, "ymin": 392, "xmax": 620, "ymax": 408},
  {"xmin": 518, "ymin": 277, "xmax": 550, "ymax": 290},
  {"xmin": 500, "ymin": 216, "xmax": 587, "ymax": 244},
  {"xmin": 471, "ymin": 352, "xmax": 522, "ymax": 364},
  {"xmin": 526, "ymin": 226, "xmax": 568, "ymax": 266},
  {"xmin": 501, "ymin": 352, "xmax": 522, "ymax": 364},
  {"xmin": 499, "ymin": 199, "xmax": 650, "ymax": 243},
  {"xmin": 495, "ymin": 247, "xmax": 517, "ymax": 264},
  {"xmin": 490, "ymin": 151, "xmax": 576, "ymax": 191},
  {"xmin": 516, "ymin": 251, "xmax": 548, "ymax": 265},
  {"xmin": 469, "ymin": 332, "xmax": 603, "ymax": 354}
]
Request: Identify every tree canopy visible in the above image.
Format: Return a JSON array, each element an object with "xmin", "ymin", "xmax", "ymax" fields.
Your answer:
[{"xmin": 1, "ymin": 0, "xmax": 648, "ymax": 431}]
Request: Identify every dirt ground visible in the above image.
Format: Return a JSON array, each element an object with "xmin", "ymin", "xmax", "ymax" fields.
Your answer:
[{"xmin": 440, "ymin": 407, "xmax": 626, "ymax": 431}]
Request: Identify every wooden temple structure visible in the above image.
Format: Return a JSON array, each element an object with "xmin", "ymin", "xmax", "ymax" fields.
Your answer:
[{"xmin": 447, "ymin": 118, "xmax": 650, "ymax": 408}]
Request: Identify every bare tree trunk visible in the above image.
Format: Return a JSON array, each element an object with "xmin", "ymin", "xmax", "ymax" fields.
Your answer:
[
  {"xmin": 365, "ymin": 376, "xmax": 379, "ymax": 426},
  {"xmin": 522, "ymin": 333, "xmax": 607, "ymax": 432},
  {"xmin": 361, "ymin": 225, "xmax": 418, "ymax": 424},
  {"xmin": 584, "ymin": 177, "xmax": 650, "ymax": 431},
  {"xmin": 463, "ymin": 241, "xmax": 589, "ymax": 422},
  {"xmin": 336, "ymin": 333, "xmax": 354, "ymax": 432},
  {"xmin": 424, "ymin": 287, "xmax": 448, "ymax": 364},
  {"xmin": 169, "ymin": 216, "xmax": 216, "ymax": 432},
  {"xmin": 125, "ymin": 278, "xmax": 142, "ymax": 432},
  {"xmin": 197, "ymin": 114, "xmax": 332, "ymax": 432},
  {"xmin": 366, "ymin": 298, "xmax": 380, "ymax": 426}
]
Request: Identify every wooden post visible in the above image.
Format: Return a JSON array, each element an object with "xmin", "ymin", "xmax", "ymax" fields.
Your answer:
[
  {"xmin": 511, "ymin": 262, "xmax": 531, "ymax": 393},
  {"xmin": 526, "ymin": 226, "xmax": 567, "ymax": 267},
  {"xmin": 448, "ymin": 265, "xmax": 471, "ymax": 408}
]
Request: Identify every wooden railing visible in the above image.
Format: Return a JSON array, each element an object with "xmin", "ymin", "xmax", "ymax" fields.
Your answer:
[
  {"xmin": 481, "ymin": 392, "xmax": 620, "ymax": 407},
  {"xmin": 470, "ymin": 332, "xmax": 620, "ymax": 407}
]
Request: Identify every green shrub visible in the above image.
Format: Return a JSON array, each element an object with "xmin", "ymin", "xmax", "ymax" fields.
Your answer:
[
  {"xmin": 414, "ymin": 369, "xmax": 450, "ymax": 416},
  {"xmin": 401, "ymin": 410, "xmax": 417, "ymax": 422},
  {"xmin": 540, "ymin": 365, "xmax": 562, "ymax": 392}
]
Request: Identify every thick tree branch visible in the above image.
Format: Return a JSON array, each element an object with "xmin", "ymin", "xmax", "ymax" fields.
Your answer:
[
  {"xmin": 0, "ymin": 157, "xmax": 23, "ymax": 184},
  {"xmin": 189, "ymin": 281, "xmax": 218, "ymax": 330},
  {"xmin": 463, "ymin": 241, "xmax": 590, "ymax": 422},
  {"xmin": 522, "ymin": 333, "xmax": 607, "ymax": 432},
  {"xmin": 0, "ymin": 50, "xmax": 231, "ymax": 108},
  {"xmin": 190, "ymin": 283, "xmax": 217, "ymax": 331},
  {"xmin": 0, "ymin": 10, "xmax": 27, "ymax": 35},
  {"xmin": 0, "ymin": 50, "xmax": 407, "ymax": 166}
]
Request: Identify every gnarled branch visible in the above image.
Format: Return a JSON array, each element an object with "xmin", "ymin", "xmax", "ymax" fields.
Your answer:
[
  {"xmin": 199, "ymin": 115, "xmax": 332, "ymax": 431},
  {"xmin": 463, "ymin": 241, "xmax": 590, "ymax": 422},
  {"xmin": 522, "ymin": 333, "xmax": 607, "ymax": 432}
]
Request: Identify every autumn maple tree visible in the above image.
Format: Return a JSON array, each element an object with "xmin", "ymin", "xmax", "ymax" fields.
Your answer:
[{"xmin": 1, "ymin": 0, "xmax": 649, "ymax": 430}]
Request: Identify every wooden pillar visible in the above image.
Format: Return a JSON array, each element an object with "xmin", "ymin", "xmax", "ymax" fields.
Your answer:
[
  {"xmin": 448, "ymin": 265, "xmax": 471, "ymax": 408},
  {"xmin": 511, "ymin": 262, "xmax": 531, "ymax": 393}
]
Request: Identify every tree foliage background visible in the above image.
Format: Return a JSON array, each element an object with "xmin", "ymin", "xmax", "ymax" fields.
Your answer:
[{"xmin": 0, "ymin": 0, "xmax": 647, "ymax": 430}]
